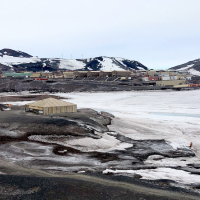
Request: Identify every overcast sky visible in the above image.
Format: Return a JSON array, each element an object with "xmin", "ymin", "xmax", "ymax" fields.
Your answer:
[{"xmin": 0, "ymin": 0, "xmax": 200, "ymax": 69}]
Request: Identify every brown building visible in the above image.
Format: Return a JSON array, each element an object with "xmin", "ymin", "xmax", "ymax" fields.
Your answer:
[
  {"xmin": 30, "ymin": 73, "xmax": 41, "ymax": 78},
  {"xmin": 87, "ymin": 71, "xmax": 100, "ymax": 77},
  {"xmin": 63, "ymin": 72, "xmax": 74, "ymax": 78},
  {"xmin": 112, "ymin": 70, "xmax": 131, "ymax": 77},
  {"xmin": 156, "ymin": 80, "xmax": 186, "ymax": 86},
  {"xmin": 74, "ymin": 71, "xmax": 88, "ymax": 77},
  {"xmin": 99, "ymin": 71, "xmax": 112, "ymax": 77},
  {"xmin": 40, "ymin": 72, "xmax": 53, "ymax": 78}
]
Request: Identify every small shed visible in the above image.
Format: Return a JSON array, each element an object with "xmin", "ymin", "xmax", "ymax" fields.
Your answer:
[{"xmin": 25, "ymin": 97, "xmax": 77, "ymax": 115}]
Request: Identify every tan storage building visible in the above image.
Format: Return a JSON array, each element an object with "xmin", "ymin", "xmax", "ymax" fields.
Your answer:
[
  {"xmin": 99, "ymin": 71, "xmax": 112, "ymax": 77},
  {"xmin": 87, "ymin": 71, "xmax": 100, "ymax": 77},
  {"xmin": 41, "ymin": 72, "xmax": 53, "ymax": 78},
  {"xmin": 30, "ymin": 73, "xmax": 41, "ymax": 78},
  {"xmin": 147, "ymin": 70, "xmax": 157, "ymax": 76},
  {"xmin": 74, "ymin": 71, "xmax": 88, "ymax": 77},
  {"xmin": 112, "ymin": 70, "xmax": 131, "ymax": 77},
  {"xmin": 63, "ymin": 72, "xmax": 74, "ymax": 78},
  {"xmin": 156, "ymin": 80, "xmax": 186, "ymax": 86},
  {"xmin": 25, "ymin": 97, "xmax": 77, "ymax": 115},
  {"xmin": 53, "ymin": 75, "xmax": 64, "ymax": 79}
]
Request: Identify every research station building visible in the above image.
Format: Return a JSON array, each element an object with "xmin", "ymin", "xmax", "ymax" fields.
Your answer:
[{"xmin": 25, "ymin": 97, "xmax": 77, "ymax": 115}]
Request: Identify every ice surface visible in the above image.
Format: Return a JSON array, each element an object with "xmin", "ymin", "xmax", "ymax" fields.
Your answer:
[{"xmin": 54, "ymin": 90, "xmax": 200, "ymax": 184}]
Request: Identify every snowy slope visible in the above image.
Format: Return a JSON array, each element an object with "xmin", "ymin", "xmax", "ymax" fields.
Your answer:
[
  {"xmin": 169, "ymin": 58, "xmax": 200, "ymax": 76},
  {"xmin": 0, "ymin": 55, "xmax": 41, "ymax": 66},
  {"xmin": 59, "ymin": 59, "xmax": 86, "ymax": 70},
  {"xmin": 0, "ymin": 49, "xmax": 148, "ymax": 72},
  {"xmin": 59, "ymin": 56, "xmax": 148, "ymax": 71}
]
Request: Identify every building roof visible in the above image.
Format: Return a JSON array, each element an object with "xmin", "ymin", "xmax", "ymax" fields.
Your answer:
[
  {"xmin": 25, "ymin": 97, "xmax": 76, "ymax": 108},
  {"xmin": 75, "ymin": 71, "xmax": 88, "ymax": 73}
]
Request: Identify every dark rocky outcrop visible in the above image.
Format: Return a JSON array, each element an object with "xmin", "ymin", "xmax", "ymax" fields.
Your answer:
[
  {"xmin": 0, "ymin": 48, "xmax": 32, "ymax": 58},
  {"xmin": 169, "ymin": 58, "xmax": 200, "ymax": 75}
]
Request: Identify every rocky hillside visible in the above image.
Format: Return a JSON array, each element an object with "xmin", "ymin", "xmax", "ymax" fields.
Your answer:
[
  {"xmin": 0, "ymin": 48, "xmax": 148, "ymax": 72},
  {"xmin": 169, "ymin": 58, "xmax": 200, "ymax": 76}
]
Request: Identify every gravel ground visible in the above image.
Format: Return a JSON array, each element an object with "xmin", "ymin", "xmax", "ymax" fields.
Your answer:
[{"xmin": 0, "ymin": 174, "xmax": 200, "ymax": 200}]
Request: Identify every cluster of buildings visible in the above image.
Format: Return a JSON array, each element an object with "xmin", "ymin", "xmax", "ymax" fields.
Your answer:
[
  {"xmin": 142, "ymin": 70, "xmax": 192, "ymax": 86},
  {"xmin": 0, "ymin": 69, "xmax": 193, "ymax": 87}
]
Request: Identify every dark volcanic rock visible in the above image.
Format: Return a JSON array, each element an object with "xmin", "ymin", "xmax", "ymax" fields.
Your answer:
[
  {"xmin": 113, "ymin": 134, "xmax": 195, "ymax": 160},
  {"xmin": 0, "ymin": 63, "xmax": 11, "ymax": 73},
  {"xmin": 169, "ymin": 57, "xmax": 200, "ymax": 75},
  {"xmin": 0, "ymin": 48, "xmax": 32, "ymax": 58}
]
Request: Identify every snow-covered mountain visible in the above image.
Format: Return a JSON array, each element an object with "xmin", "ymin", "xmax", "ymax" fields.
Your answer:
[
  {"xmin": 169, "ymin": 58, "xmax": 200, "ymax": 76},
  {"xmin": 0, "ymin": 48, "xmax": 148, "ymax": 72}
]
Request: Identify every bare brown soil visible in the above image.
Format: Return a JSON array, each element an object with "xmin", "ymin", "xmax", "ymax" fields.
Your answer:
[{"xmin": 0, "ymin": 94, "xmax": 65, "ymax": 102}]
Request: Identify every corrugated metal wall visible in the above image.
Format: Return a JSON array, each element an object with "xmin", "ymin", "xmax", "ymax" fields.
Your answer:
[{"xmin": 43, "ymin": 105, "xmax": 77, "ymax": 115}]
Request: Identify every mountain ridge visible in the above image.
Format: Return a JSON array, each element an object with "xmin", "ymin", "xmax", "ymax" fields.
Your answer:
[
  {"xmin": 169, "ymin": 58, "xmax": 200, "ymax": 76},
  {"xmin": 0, "ymin": 48, "xmax": 148, "ymax": 72}
]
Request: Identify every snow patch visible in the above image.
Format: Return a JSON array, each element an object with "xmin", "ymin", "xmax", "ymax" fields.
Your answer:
[
  {"xmin": 29, "ymin": 133, "xmax": 133, "ymax": 152},
  {"xmin": 98, "ymin": 57, "xmax": 125, "ymax": 71},
  {"xmin": 59, "ymin": 59, "xmax": 85, "ymax": 70},
  {"xmin": 178, "ymin": 64, "xmax": 194, "ymax": 71},
  {"xmin": 188, "ymin": 68, "xmax": 200, "ymax": 76},
  {"xmin": 0, "ymin": 55, "xmax": 41, "ymax": 65},
  {"xmin": 103, "ymin": 168, "xmax": 200, "ymax": 184}
]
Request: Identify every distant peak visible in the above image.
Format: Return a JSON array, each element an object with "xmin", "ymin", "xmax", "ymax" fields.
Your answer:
[{"xmin": 0, "ymin": 48, "xmax": 32, "ymax": 58}]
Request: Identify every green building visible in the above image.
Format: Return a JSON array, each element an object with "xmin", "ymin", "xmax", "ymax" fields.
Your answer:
[{"xmin": 3, "ymin": 72, "xmax": 32, "ymax": 77}]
